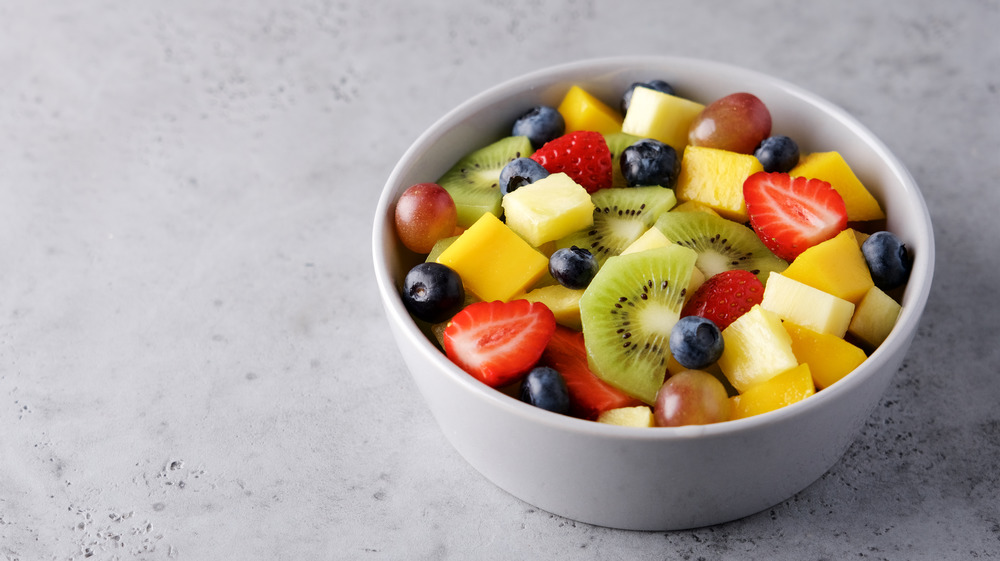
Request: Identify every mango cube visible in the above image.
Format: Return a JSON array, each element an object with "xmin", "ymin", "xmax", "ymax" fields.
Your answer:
[
  {"xmin": 501, "ymin": 172, "xmax": 595, "ymax": 247},
  {"xmin": 436, "ymin": 213, "xmax": 548, "ymax": 302},
  {"xmin": 675, "ymin": 146, "xmax": 763, "ymax": 222},
  {"xmin": 848, "ymin": 285, "xmax": 902, "ymax": 349},
  {"xmin": 729, "ymin": 363, "xmax": 815, "ymax": 420},
  {"xmin": 718, "ymin": 304, "xmax": 799, "ymax": 393},
  {"xmin": 783, "ymin": 321, "xmax": 867, "ymax": 389},
  {"xmin": 781, "ymin": 229, "xmax": 874, "ymax": 304},
  {"xmin": 621, "ymin": 87, "xmax": 705, "ymax": 153},
  {"xmin": 760, "ymin": 272, "xmax": 856, "ymax": 338},
  {"xmin": 518, "ymin": 284, "xmax": 585, "ymax": 331},
  {"xmin": 558, "ymin": 85, "xmax": 623, "ymax": 135},
  {"xmin": 791, "ymin": 151, "xmax": 885, "ymax": 221},
  {"xmin": 596, "ymin": 405, "xmax": 656, "ymax": 427}
]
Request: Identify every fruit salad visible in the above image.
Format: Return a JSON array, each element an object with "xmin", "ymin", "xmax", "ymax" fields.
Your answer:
[{"xmin": 393, "ymin": 79, "xmax": 913, "ymax": 428}]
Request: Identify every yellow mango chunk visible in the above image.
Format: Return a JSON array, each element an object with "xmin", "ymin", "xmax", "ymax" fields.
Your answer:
[
  {"xmin": 760, "ymin": 272, "xmax": 856, "ymax": 338},
  {"xmin": 436, "ymin": 213, "xmax": 548, "ymax": 302},
  {"xmin": 557, "ymin": 85, "xmax": 623, "ymax": 135},
  {"xmin": 675, "ymin": 146, "xmax": 763, "ymax": 222},
  {"xmin": 791, "ymin": 151, "xmax": 885, "ymax": 221},
  {"xmin": 518, "ymin": 284, "xmax": 585, "ymax": 331},
  {"xmin": 730, "ymin": 363, "xmax": 816, "ymax": 420},
  {"xmin": 718, "ymin": 305, "xmax": 799, "ymax": 393},
  {"xmin": 597, "ymin": 405, "xmax": 656, "ymax": 427},
  {"xmin": 848, "ymin": 285, "xmax": 902, "ymax": 349},
  {"xmin": 501, "ymin": 172, "xmax": 595, "ymax": 247},
  {"xmin": 621, "ymin": 87, "xmax": 705, "ymax": 153},
  {"xmin": 783, "ymin": 322, "xmax": 867, "ymax": 390},
  {"xmin": 781, "ymin": 229, "xmax": 874, "ymax": 304}
]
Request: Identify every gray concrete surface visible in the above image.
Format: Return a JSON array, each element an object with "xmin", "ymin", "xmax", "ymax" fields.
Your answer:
[{"xmin": 1, "ymin": 1, "xmax": 997, "ymax": 559}]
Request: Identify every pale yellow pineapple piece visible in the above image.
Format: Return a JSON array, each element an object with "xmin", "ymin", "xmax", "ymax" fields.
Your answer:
[
  {"xmin": 519, "ymin": 284, "xmax": 586, "ymax": 331},
  {"xmin": 717, "ymin": 304, "xmax": 799, "ymax": 393},
  {"xmin": 670, "ymin": 200, "xmax": 721, "ymax": 216},
  {"xmin": 729, "ymin": 363, "xmax": 816, "ymax": 420},
  {"xmin": 760, "ymin": 272, "xmax": 855, "ymax": 338},
  {"xmin": 781, "ymin": 229, "xmax": 874, "ymax": 304},
  {"xmin": 596, "ymin": 405, "xmax": 656, "ymax": 427},
  {"xmin": 621, "ymin": 227, "xmax": 706, "ymax": 294},
  {"xmin": 791, "ymin": 151, "xmax": 885, "ymax": 221},
  {"xmin": 674, "ymin": 146, "xmax": 763, "ymax": 222},
  {"xmin": 501, "ymin": 172, "xmax": 595, "ymax": 247},
  {"xmin": 848, "ymin": 286, "xmax": 902, "ymax": 349},
  {"xmin": 621, "ymin": 87, "xmax": 705, "ymax": 153}
]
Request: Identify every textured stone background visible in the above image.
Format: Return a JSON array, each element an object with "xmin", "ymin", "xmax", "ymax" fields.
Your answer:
[{"xmin": 1, "ymin": 0, "xmax": 997, "ymax": 559}]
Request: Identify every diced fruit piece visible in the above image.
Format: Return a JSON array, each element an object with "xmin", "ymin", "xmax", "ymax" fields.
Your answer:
[
  {"xmin": 743, "ymin": 171, "xmax": 848, "ymax": 261},
  {"xmin": 557, "ymin": 186, "xmax": 677, "ymax": 267},
  {"xmin": 670, "ymin": 200, "xmax": 720, "ymax": 216},
  {"xmin": 760, "ymin": 272, "xmax": 855, "ymax": 338},
  {"xmin": 781, "ymin": 228, "xmax": 874, "ymax": 304},
  {"xmin": 556, "ymin": 85, "xmax": 623, "ymax": 135},
  {"xmin": 604, "ymin": 131, "xmax": 644, "ymax": 188},
  {"xmin": 437, "ymin": 135, "xmax": 534, "ymax": 227},
  {"xmin": 717, "ymin": 304, "xmax": 798, "ymax": 393},
  {"xmin": 654, "ymin": 369, "xmax": 731, "ymax": 427},
  {"xmin": 394, "ymin": 183, "xmax": 459, "ymax": 254},
  {"xmin": 669, "ymin": 316, "xmax": 724, "ymax": 370},
  {"xmin": 680, "ymin": 269, "xmax": 765, "ymax": 331},
  {"xmin": 675, "ymin": 145, "xmax": 764, "ymax": 222},
  {"xmin": 620, "ymin": 80, "xmax": 675, "ymax": 114},
  {"xmin": 443, "ymin": 299, "xmax": 556, "ymax": 388},
  {"xmin": 619, "ymin": 138, "xmax": 681, "ymax": 188},
  {"xmin": 596, "ymin": 405, "xmax": 656, "ymax": 427},
  {"xmin": 861, "ymin": 231, "xmax": 913, "ymax": 290},
  {"xmin": 436, "ymin": 213, "xmax": 548, "ymax": 302},
  {"xmin": 539, "ymin": 326, "xmax": 644, "ymax": 420},
  {"xmin": 519, "ymin": 284, "xmax": 585, "ymax": 331},
  {"xmin": 847, "ymin": 285, "xmax": 902, "ymax": 349},
  {"xmin": 512, "ymin": 105, "xmax": 565, "ymax": 149},
  {"xmin": 654, "ymin": 210, "xmax": 788, "ymax": 283},
  {"xmin": 579, "ymin": 244, "xmax": 698, "ymax": 404},
  {"xmin": 548, "ymin": 246, "xmax": 598, "ymax": 289},
  {"xmin": 401, "ymin": 262, "xmax": 465, "ymax": 324},
  {"xmin": 530, "ymin": 131, "xmax": 613, "ymax": 193},
  {"xmin": 729, "ymin": 363, "xmax": 815, "ymax": 420},
  {"xmin": 790, "ymin": 151, "xmax": 885, "ymax": 221},
  {"xmin": 501, "ymin": 172, "xmax": 595, "ymax": 247},
  {"xmin": 499, "ymin": 157, "xmax": 550, "ymax": 196},
  {"xmin": 621, "ymin": 86, "xmax": 705, "ymax": 153},
  {"xmin": 519, "ymin": 366, "xmax": 570, "ymax": 414},
  {"xmin": 425, "ymin": 234, "xmax": 460, "ymax": 264},
  {"xmin": 688, "ymin": 93, "xmax": 772, "ymax": 155},
  {"xmin": 783, "ymin": 322, "xmax": 867, "ymax": 390},
  {"xmin": 620, "ymin": 226, "xmax": 672, "ymax": 255},
  {"xmin": 754, "ymin": 135, "xmax": 800, "ymax": 173}
]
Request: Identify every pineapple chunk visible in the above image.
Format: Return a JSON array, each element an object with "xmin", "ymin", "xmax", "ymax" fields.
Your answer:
[
  {"xmin": 501, "ymin": 172, "xmax": 595, "ymax": 247},
  {"xmin": 436, "ymin": 213, "xmax": 548, "ymax": 302},
  {"xmin": 621, "ymin": 87, "xmax": 705, "ymax": 153},
  {"xmin": 783, "ymin": 321, "xmax": 867, "ymax": 389},
  {"xmin": 790, "ymin": 151, "xmax": 885, "ymax": 221},
  {"xmin": 760, "ymin": 272, "xmax": 855, "ymax": 338},
  {"xmin": 848, "ymin": 286, "xmax": 902, "ymax": 349},
  {"xmin": 621, "ymin": 227, "xmax": 706, "ymax": 294},
  {"xmin": 729, "ymin": 363, "xmax": 815, "ymax": 420},
  {"xmin": 717, "ymin": 305, "xmax": 799, "ymax": 393},
  {"xmin": 781, "ymin": 229, "xmax": 874, "ymax": 304},
  {"xmin": 670, "ymin": 200, "xmax": 721, "ymax": 216},
  {"xmin": 518, "ymin": 284, "xmax": 586, "ymax": 331},
  {"xmin": 674, "ymin": 146, "xmax": 763, "ymax": 222},
  {"xmin": 597, "ymin": 405, "xmax": 656, "ymax": 427},
  {"xmin": 557, "ymin": 85, "xmax": 623, "ymax": 135}
]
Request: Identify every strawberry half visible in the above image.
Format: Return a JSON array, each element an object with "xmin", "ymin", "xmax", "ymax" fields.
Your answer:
[
  {"xmin": 529, "ymin": 130, "xmax": 613, "ymax": 193},
  {"xmin": 743, "ymin": 171, "xmax": 848, "ymax": 261},
  {"xmin": 680, "ymin": 269, "xmax": 764, "ymax": 331},
  {"xmin": 443, "ymin": 299, "xmax": 556, "ymax": 388},
  {"xmin": 539, "ymin": 326, "xmax": 643, "ymax": 420}
]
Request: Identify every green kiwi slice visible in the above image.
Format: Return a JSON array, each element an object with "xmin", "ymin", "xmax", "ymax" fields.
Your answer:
[
  {"xmin": 653, "ymin": 210, "xmax": 788, "ymax": 283},
  {"xmin": 579, "ymin": 244, "xmax": 698, "ymax": 404},
  {"xmin": 603, "ymin": 131, "xmax": 643, "ymax": 188},
  {"xmin": 557, "ymin": 186, "xmax": 676, "ymax": 267},
  {"xmin": 437, "ymin": 135, "xmax": 533, "ymax": 227}
]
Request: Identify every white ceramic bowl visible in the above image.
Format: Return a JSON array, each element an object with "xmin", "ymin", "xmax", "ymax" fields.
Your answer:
[{"xmin": 372, "ymin": 56, "xmax": 934, "ymax": 531}]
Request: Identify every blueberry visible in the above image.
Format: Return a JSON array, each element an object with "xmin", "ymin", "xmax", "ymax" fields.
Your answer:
[
  {"xmin": 754, "ymin": 135, "xmax": 800, "ymax": 173},
  {"xmin": 620, "ymin": 80, "xmax": 676, "ymax": 115},
  {"xmin": 512, "ymin": 105, "xmax": 565, "ymax": 149},
  {"xmin": 519, "ymin": 366, "xmax": 570, "ymax": 414},
  {"xmin": 499, "ymin": 157, "xmax": 550, "ymax": 196},
  {"xmin": 401, "ymin": 262, "xmax": 465, "ymax": 323},
  {"xmin": 861, "ymin": 231, "xmax": 912, "ymax": 290},
  {"xmin": 619, "ymin": 139, "xmax": 681, "ymax": 188},
  {"xmin": 669, "ymin": 316, "xmax": 724, "ymax": 370},
  {"xmin": 548, "ymin": 246, "xmax": 598, "ymax": 289}
]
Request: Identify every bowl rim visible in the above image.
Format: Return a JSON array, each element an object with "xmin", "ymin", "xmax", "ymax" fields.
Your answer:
[{"xmin": 372, "ymin": 55, "xmax": 935, "ymax": 441}]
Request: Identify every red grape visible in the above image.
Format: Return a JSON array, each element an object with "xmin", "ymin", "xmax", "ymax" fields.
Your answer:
[
  {"xmin": 394, "ymin": 183, "xmax": 458, "ymax": 254},
  {"xmin": 688, "ymin": 92, "xmax": 772, "ymax": 155},
  {"xmin": 654, "ymin": 370, "xmax": 731, "ymax": 427}
]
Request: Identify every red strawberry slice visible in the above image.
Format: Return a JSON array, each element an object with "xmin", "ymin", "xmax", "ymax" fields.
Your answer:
[
  {"xmin": 680, "ymin": 269, "xmax": 765, "ymax": 331},
  {"xmin": 443, "ymin": 299, "xmax": 556, "ymax": 388},
  {"xmin": 539, "ymin": 326, "xmax": 643, "ymax": 420},
  {"xmin": 530, "ymin": 130, "xmax": 613, "ymax": 193},
  {"xmin": 743, "ymin": 171, "xmax": 848, "ymax": 261}
]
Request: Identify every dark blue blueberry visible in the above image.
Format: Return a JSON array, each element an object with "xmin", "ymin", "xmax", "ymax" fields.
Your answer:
[
  {"xmin": 499, "ymin": 157, "xmax": 550, "ymax": 196},
  {"xmin": 548, "ymin": 246, "xmax": 598, "ymax": 289},
  {"xmin": 669, "ymin": 316, "xmax": 724, "ymax": 370},
  {"xmin": 401, "ymin": 262, "xmax": 465, "ymax": 323},
  {"xmin": 754, "ymin": 135, "xmax": 800, "ymax": 173},
  {"xmin": 620, "ymin": 80, "xmax": 676, "ymax": 115},
  {"xmin": 512, "ymin": 105, "xmax": 565, "ymax": 149},
  {"xmin": 619, "ymin": 138, "xmax": 680, "ymax": 188},
  {"xmin": 519, "ymin": 366, "xmax": 570, "ymax": 414},
  {"xmin": 861, "ymin": 231, "xmax": 912, "ymax": 290}
]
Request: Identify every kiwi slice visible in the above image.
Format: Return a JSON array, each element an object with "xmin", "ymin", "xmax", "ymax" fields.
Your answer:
[
  {"xmin": 437, "ymin": 135, "xmax": 533, "ymax": 227},
  {"xmin": 603, "ymin": 131, "xmax": 643, "ymax": 188},
  {"xmin": 579, "ymin": 244, "xmax": 698, "ymax": 404},
  {"xmin": 653, "ymin": 210, "xmax": 788, "ymax": 283},
  {"xmin": 557, "ymin": 186, "xmax": 676, "ymax": 267}
]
